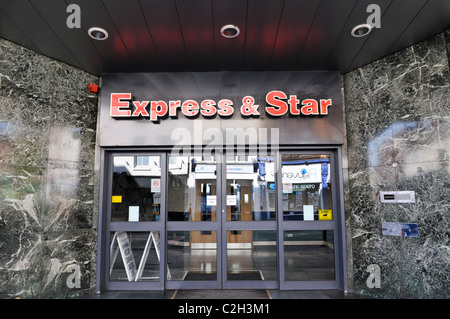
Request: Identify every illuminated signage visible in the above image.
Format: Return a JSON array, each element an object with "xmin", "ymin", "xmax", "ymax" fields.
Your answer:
[
  {"xmin": 110, "ymin": 90, "xmax": 333, "ymax": 121},
  {"xmin": 99, "ymin": 71, "xmax": 344, "ymax": 147}
]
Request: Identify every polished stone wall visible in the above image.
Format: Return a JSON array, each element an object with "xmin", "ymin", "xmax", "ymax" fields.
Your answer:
[
  {"xmin": 0, "ymin": 39, "xmax": 99, "ymax": 298},
  {"xmin": 343, "ymin": 30, "xmax": 450, "ymax": 298}
]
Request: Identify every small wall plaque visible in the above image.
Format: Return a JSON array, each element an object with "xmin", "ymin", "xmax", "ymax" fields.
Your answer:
[{"xmin": 380, "ymin": 191, "xmax": 415, "ymax": 203}]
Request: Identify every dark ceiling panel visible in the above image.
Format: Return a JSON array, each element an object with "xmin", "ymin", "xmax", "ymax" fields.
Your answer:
[
  {"xmin": 139, "ymin": 0, "xmax": 188, "ymax": 71},
  {"xmin": 212, "ymin": 0, "xmax": 247, "ymax": 71},
  {"xmin": 386, "ymin": 0, "xmax": 450, "ymax": 56},
  {"xmin": 297, "ymin": 0, "xmax": 358, "ymax": 70},
  {"xmin": 30, "ymin": 0, "xmax": 103, "ymax": 75},
  {"xmin": 346, "ymin": 0, "xmax": 429, "ymax": 72},
  {"xmin": 102, "ymin": 0, "xmax": 162, "ymax": 72},
  {"xmin": 244, "ymin": 0, "xmax": 285, "ymax": 70},
  {"xmin": 71, "ymin": 0, "xmax": 131, "ymax": 72},
  {"xmin": 270, "ymin": 0, "xmax": 321, "ymax": 70},
  {"xmin": 324, "ymin": 0, "xmax": 393, "ymax": 71},
  {"xmin": 0, "ymin": 0, "xmax": 448, "ymax": 76},
  {"xmin": 0, "ymin": 0, "xmax": 80, "ymax": 68},
  {"xmin": 0, "ymin": 9, "xmax": 39, "ymax": 53},
  {"xmin": 176, "ymin": 0, "xmax": 216, "ymax": 71}
]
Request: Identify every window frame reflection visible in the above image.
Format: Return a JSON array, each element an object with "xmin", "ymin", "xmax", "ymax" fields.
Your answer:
[
  {"xmin": 109, "ymin": 231, "xmax": 162, "ymax": 282},
  {"xmin": 280, "ymin": 154, "xmax": 332, "ymax": 221},
  {"xmin": 111, "ymin": 155, "xmax": 162, "ymax": 222},
  {"xmin": 283, "ymin": 230, "xmax": 335, "ymax": 281},
  {"xmin": 226, "ymin": 154, "xmax": 277, "ymax": 222},
  {"xmin": 167, "ymin": 230, "xmax": 218, "ymax": 281},
  {"xmin": 167, "ymin": 155, "xmax": 218, "ymax": 222}
]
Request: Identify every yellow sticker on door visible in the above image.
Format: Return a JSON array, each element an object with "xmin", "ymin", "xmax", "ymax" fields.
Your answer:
[
  {"xmin": 319, "ymin": 209, "xmax": 332, "ymax": 220},
  {"xmin": 112, "ymin": 195, "xmax": 122, "ymax": 203}
]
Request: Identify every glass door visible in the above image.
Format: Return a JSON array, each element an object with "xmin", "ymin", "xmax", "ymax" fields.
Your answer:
[
  {"xmin": 165, "ymin": 151, "xmax": 279, "ymax": 289},
  {"xmin": 277, "ymin": 152, "xmax": 341, "ymax": 290},
  {"xmin": 106, "ymin": 152, "xmax": 166, "ymax": 290},
  {"xmin": 166, "ymin": 152, "xmax": 222, "ymax": 289},
  {"xmin": 101, "ymin": 149, "xmax": 344, "ymax": 291},
  {"xmin": 222, "ymin": 153, "xmax": 278, "ymax": 289}
]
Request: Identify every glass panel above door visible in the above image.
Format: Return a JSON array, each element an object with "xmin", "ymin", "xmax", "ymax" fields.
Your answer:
[
  {"xmin": 111, "ymin": 155, "xmax": 162, "ymax": 222},
  {"xmin": 226, "ymin": 155, "xmax": 276, "ymax": 221},
  {"xmin": 281, "ymin": 154, "xmax": 332, "ymax": 221},
  {"xmin": 167, "ymin": 155, "xmax": 217, "ymax": 222}
]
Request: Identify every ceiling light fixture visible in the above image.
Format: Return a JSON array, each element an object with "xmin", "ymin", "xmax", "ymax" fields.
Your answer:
[
  {"xmin": 88, "ymin": 27, "xmax": 108, "ymax": 40},
  {"xmin": 220, "ymin": 25, "xmax": 240, "ymax": 38},
  {"xmin": 351, "ymin": 23, "xmax": 372, "ymax": 38}
]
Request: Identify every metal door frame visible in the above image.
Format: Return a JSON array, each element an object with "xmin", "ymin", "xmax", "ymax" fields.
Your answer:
[
  {"xmin": 96, "ymin": 146, "xmax": 347, "ymax": 292},
  {"xmin": 165, "ymin": 149, "xmax": 224, "ymax": 290},
  {"xmin": 166, "ymin": 150, "xmax": 279, "ymax": 290},
  {"xmin": 220, "ymin": 150, "xmax": 279, "ymax": 289},
  {"xmin": 277, "ymin": 147, "xmax": 346, "ymax": 290},
  {"xmin": 98, "ymin": 149, "xmax": 167, "ymax": 291}
]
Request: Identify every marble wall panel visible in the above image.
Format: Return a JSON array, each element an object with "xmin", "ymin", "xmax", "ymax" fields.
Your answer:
[
  {"xmin": 0, "ymin": 39, "xmax": 99, "ymax": 298},
  {"xmin": 343, "ymin": 31, "xmax": 450, "ymax": 298}
]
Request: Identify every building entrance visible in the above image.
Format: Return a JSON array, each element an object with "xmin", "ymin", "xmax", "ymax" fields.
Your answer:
[{"xmin": 101, "ymin": 149, "xmax": 344, "ymax": 291}]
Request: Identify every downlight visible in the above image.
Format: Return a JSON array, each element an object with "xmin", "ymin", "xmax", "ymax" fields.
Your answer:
[
  {"xmin": 351, "ymin": 24, "xmax": 372, "ymax": 38},
  {"xmin": 88, "ymin": 27, "xmax": 109, "ymax": 40},
  {"xmin": 220, "ymin": 25, "xmax": 240, "ymax": 38}
]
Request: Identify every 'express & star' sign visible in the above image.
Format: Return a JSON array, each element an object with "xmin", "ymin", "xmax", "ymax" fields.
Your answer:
[{"xmin": 110, "ymin": 90, "xmax": 332, "ymax": 121}]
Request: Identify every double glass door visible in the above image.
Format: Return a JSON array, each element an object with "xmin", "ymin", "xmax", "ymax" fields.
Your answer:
[
  {"xmin": 104, "ymin": 150, "xmax": 342, "ymax": 291},
  {"xmin": 166, "ymin": 153, "xmax": 277, "ymax": 289}
]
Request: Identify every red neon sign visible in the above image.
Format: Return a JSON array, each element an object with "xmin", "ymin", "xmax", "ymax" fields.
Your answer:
[{"xmin": 110, "ymin": 90, "xmax": 332, "ymax": 121}]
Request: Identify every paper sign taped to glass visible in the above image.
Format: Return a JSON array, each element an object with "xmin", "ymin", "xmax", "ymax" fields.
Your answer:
[
  {"xmin": 382, "ymin": 222, "xmax": 418, "ymax": 237},
  {"xmin": 319, "ymin": 209, "xmax": 332, "ymax": 220},
  {"xmin": 112, "ymin": 195, "xmax": 122, "ymax": 203}
]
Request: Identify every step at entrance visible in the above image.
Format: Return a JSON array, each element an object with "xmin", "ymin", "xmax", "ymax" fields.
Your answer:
[{"xmin": 172, "ymin": 289, "xmax": 270, "ymax": 299}]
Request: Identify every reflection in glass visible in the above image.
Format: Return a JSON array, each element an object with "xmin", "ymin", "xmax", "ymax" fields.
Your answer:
[
  {"xmin": 284, "ymin": 230, "xmax": 335, "ymax": 281},
  {"xmin": 168, "ymin": 156, "xmax": 217, "ymax": 222},
  {"xmin": 281, "ymin": 154, "xmax": 332, "ymax": 221},
  {"xmin": 227, "ymin": 230, "xmax": 277, "ymax": 281},
  {"xmin": 111, "ymin": 156, "xmax": 161, "ymax": 222},
  {"xmin": 167, "ymin": 231, "xmax": 217, "ymax": 281},
  {"xmin": 109, "ymin": 231, "xmax": 161, "ymax": 281},
  {"xmin": 226, "ymin": 155, "xmax": 276, "ymax": 221}
]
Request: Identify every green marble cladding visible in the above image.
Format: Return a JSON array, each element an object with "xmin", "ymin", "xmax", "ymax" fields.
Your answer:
[
  {"xmin": 343, "ymin": 31, "xmax": 450, "ymax": 298},
  {"xmin": 0, "ymin": 39, "xmax": 99, "ymax": 298}
]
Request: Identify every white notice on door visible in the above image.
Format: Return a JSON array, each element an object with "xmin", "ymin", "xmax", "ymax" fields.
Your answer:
[
  {"xmin": 207, "ymin": 195, "xmax": 216, "ymax": 206},
  {"xmin": 227, "ymin": 195, "xmax": 237, "ymax": 206},
  {"xmin": 303, "ymin": 205, "xmax": 314, "ymax": 221},
  {"xmin": 129, "ymin": 206, "xmax": 139, "ymax": 222}
]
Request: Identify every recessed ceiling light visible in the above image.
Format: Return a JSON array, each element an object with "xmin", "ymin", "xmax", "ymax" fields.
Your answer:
[
  {"xmin": 351, "ymin": 24, "xmax": 372, "ymax": 38},
  {"xmin": 88, "ymin": 27, "xmax": 108, "ymax": 40},
  {"xmin": 220, "ymin": 25, "xmax": 240, "ymax": 38}
]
